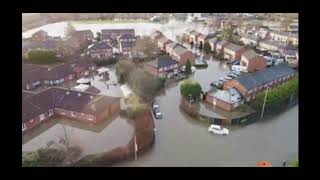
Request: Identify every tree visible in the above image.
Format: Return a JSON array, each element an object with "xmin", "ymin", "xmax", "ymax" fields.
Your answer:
[
  {"xmin": 203, "ymin": 41, "xmax": 211, "ymax": 54},
  {"xmin": 132, "ymin": 37, "xmax": 157, "ymax": 58},
  {"xmin": 185, "ymin": 59, "xmax": 192, "ymax": 75},
  {"xmin": 180, "ymin": 79, "xmax": 202, "ymax": 100},
  {"xmin": 65, "ymin": 22, "xmax": 76, "ymax": 37},
  {"xmin": 96, "ymin": 32, "xmax": 101, "ymax": 42},
  {"xmin": 128, "ymin": 69, "xmax": 164, "ymax": 101},
  {"xmin": 115, "ymin": 60, "xmax": 134, "ymax": 83}
]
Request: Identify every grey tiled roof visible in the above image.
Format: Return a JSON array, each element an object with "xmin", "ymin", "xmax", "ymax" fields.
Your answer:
[
  {"xmin": 146, "ymin": 55, "xmax": 178, "ymax": 68},
  {"xmin": 235, "ymin": 64, "xmax": 296, "ymax": 90},
  {"xmin": 208, "ymin": 37, "xmax": 218, "ymax": 44},
  {"xmin": 216, "ymin": 40, "xmax": 229, "ymax": 46},
  {"xmin": 89, "ymin": 42, "xmax": 112, "ymax": 50},
  {"xmin": 22, "ymin": 87, "xmax": 119, "ymax": 123},
  {"xmin": 224, "ymin": 43, "xmax": 244, "ymax": 52}
]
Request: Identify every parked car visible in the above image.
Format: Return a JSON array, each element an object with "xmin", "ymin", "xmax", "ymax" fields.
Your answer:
[
  {"xmin": 208, "ymin": 124, "xmax": 229, "ymax": 136},
  {"xmin": 152, "ymin": 102, "xmax": 160, "ymax": 110},
  {"xmin": 224, "ymin": 76, "xmax": 232, "ymax": 80}
]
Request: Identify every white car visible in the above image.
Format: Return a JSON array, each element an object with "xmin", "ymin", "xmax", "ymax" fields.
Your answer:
[{"xmin": 208, "ymin": 124, "xmax": 229, "ymax": 136}]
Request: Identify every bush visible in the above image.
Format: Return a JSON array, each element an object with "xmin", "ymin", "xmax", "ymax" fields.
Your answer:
[
  {"xmin": 185, "ymin": 59, "xmax": 192, "ymax": 75},
  {"xmin": 26, "ymin": 50, "xmax": 62, "ymax": 64},
  {"xmin": 194, "ymin": 64, "xmax": 208, "ymax": 68},
  {"xmin": 22, "ymin": 148, "xmax": 67, "ymax": 167},
  {"xmin": 180, "ymin": 79, "xmax": 202, "ymax": 99},
  {"xmin": 125, "ymin": 95, "xmax": 149, "ymax": 119}
]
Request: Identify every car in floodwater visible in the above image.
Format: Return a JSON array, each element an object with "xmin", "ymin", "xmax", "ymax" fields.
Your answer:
[
  {"xmin": 152, "ymin": 101, "xmax": 162, "ymax": 119},
  {"xmin": 208, "ymin": 124, "xmax": 229, "ymax": 136}
]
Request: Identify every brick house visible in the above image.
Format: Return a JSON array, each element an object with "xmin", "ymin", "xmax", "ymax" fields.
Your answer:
[
  {"xmin": 22, "ymin": 87, "xmax": 121, "ymax": 133},
  {"xmin": 240, "ymin": 50, "xmax": 267, "ymax": 73},
  {"xmin": 144, "ymin": 55, "xmax": 179, "ymax": 78},
  {"xmin": 208, "ymin": 37, "xmax": 219, "ymax": 52},
  {"xmin": 31, "ymin": 30, "xmax": 50, "ymax": 41},
  {"xmin": 157, "ymin": 37, "xmax": 172, "ymax": 51},
  {"xmin": 74, "ymin": 30, "xmax": 94, "ymax": 41},
  {"xmin": 239, "ymin": 33, "xmax": 260, "ymax": 47},
  {"xmin": 22, "ymin": 60, "xmax": 95, "ymax": 90},
  {"xmin": 223, "ymin": 64, "xmax": 296, "ymax": 102},
  {"xmin": 205, "ymin": 88, "xmax": 243, "ymax": 112},
  {"xmin": 216, "ymin": 40, "xmax": 230, "ymax": 54},
  {"xmin": 150, "ymin": 30, "xmax": 163, "ymax": 43},
  {"xmin": 223, "ymin": 43, "xmax": 247, "ymax": 63},
  {"xmin": 189, "ymin": 31, "xmax": 202, "ymax": 44},
  {"xmin": 101, "ymin": 29, "xmax": 135, "ymax": 40},
  {"xmin": 269, "ymin": 31, "xmax": 298, "ymax": 45},
  {"xmin": 102, "ymin": 34, "xmax": 112, "ymax": 43},
  {"xmin": 197, "ymin": 34, "xmax": 207, "ymax": 47},
  {"xmin": 119, "ymin": 41, "xmax": 136, "ymax": 57},
  {"xmin": 171, "ymin": 46, "xmax": 196, "ymax": 66},
  {"xmin": 258, "ymin": 39, "xmax": 287, "ymax": 54},
  {"xmin": 89, "ymin": 42, "xmax": 113, "ymax": 59}
]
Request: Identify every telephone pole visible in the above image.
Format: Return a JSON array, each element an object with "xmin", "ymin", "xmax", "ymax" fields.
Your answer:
[{"xmin": 260, "ymin": 86, "xmax": 269, "ymax": 120}]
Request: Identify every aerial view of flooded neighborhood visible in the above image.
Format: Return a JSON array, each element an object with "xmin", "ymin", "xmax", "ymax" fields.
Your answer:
[{"xmin": 22, "ymin": 13, "xmax": 298, "ymax": 167}]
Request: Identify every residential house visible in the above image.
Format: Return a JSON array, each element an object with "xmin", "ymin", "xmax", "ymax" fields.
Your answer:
[
  {"xmin": 216, "ymin": 40, "xmax": 230, "ymax": 54},
  {"xmin": 119, "ymin": 41, "xmax": 136, "ymax": 57},
  {"xmin": 208, "ymin": 37, "xmax": 219, "ymax": 52},
  {"xmin": 22, "ymin": 87, "xmax": 120, "ymax": 133},
  {"xmin": 101, "ymin": 29, "xmax": 135, "ymax": 40},
  {"xmin": 205, "ymin": 88, "xmax": 243, "ymax": 112},
  {"xmin": 157, "ymin": 36, "xmax": 172, "ymax": 51},
  {"xmin": 258, "ymin": 39, "xmax": 287, "ymax": 54},
  {"xmin": 269, "ymin": 31, "xmax": 298, "ymax": 45},
  {"xmin": 74, "ymin": 30, "xmax": 94, "ymax": 41},
  {"xmin": 240, "ymin": 50, "xmax": 267, "ymax": 72},
  {"xmin": 223, "ymin": 43, "xmax": 247, "ymax": 63},
  {"xmin": 102, "ymin": 34, "xmax": 112, "ymax": 43},
  {"xmin": 144, "ymin": 55, "xmax": 179, "ymax": 78},
  {"xmin": 22, "ymin": 60, "xmax": 95, "ymax": 90},
  {"xmin": 239, "ymin": 33, "xmax": 259, "ymax": 47},
  {"xmin": 223, "ymin": 64, "xmax": 296, "ymax": 102},
  {"xmin": 189, "ymin": 31, "xmax": 202, "ymax": 44},
  {"xmin": 197, "ymin": 34, "xmax": 207, "ymax": 47},
  {"xmin": 89, "ymin": 42, "xmax": 113, "ymax": 59},
  {"xmin": 255, "ymin": 27, "xmax": 269, "ymax": 39},
  {"xmin": 171, "ymin": 45, "xmax": 196, "ymax": 66},
  {"xmin": 31, "ymin": 30, "xmax": 50, "ymax": 41},
  {"xmin": 150, "ymin": 30, "xmax": 163, "ymax": 43}
]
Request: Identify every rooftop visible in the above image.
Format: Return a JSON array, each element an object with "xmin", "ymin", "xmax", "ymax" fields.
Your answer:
[
  {"xmin": 172, "ymin": 45, "xmax": 187, "ymax": 56},
  {"xmin": 22, "ymin": 87, "xmax": 119, "ymax": 123},
  {"xmin": 241, "ymin": 49, "xmax": 259, "ymax": 60},
  {"xmin": 224, "ymin": 43, "xmax": 244, "ymax": 52},
  {"xmin": 207, "ymin": 88, "xmax": 242, "ymax": 104},
  {"xmin": 145, "ymin": 55, "xmax": 178, "ymax": 68},
  {"xmin": 235, "ymin": 64, "xmax": 296, "ymax": 90},
  {"xmin": 89, "ymin": 42, "xmax": 112, "ymax": 50}
]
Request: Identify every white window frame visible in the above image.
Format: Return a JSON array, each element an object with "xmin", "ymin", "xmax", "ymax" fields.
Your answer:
[
  {"xmin": 22, "ymin": 123, "xmax": 26, "ymax": 131},
  {"xmin": 39, "ymin": 113, "xmax": 45, "ymax": 121},
  {"xmin": 48, "ymin": 109, "xmax": 53, "ymax": 116}
]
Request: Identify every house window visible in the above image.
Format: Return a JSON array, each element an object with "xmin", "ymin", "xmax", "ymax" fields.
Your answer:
[
  {"xmin": 71, "ymin": 112, "xmax": 76, "ymax": 117},
  {"xmin": 22, "ymin": 123, "xmax": 26, "ymax": 131},
  {"xmin": 48, "ymin": 109, "xmax": 53, "ymax": 116},
  {"xmin": 39, "ymin": 113, "xmax": 45, "ymax": 121},
  {"xmin": 88, "ymin": 114, "xmax": 94, "ymax": 121}
]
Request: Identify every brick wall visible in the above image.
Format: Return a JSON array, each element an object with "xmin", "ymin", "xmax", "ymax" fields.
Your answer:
[{"xmin": 179, "ymin": 51, "xmax": 195, "ymax": 66}]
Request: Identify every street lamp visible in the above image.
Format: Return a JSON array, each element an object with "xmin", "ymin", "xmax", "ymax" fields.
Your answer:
[{"xmin": 260, "ymin": 86, "xmax": 269, "ymax": 120}]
